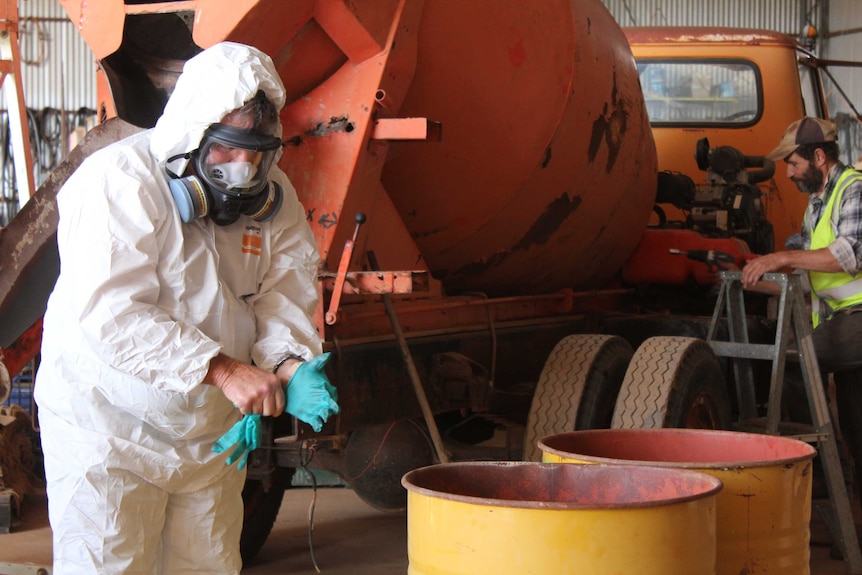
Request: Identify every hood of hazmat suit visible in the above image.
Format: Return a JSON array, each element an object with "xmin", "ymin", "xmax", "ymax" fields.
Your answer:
[
  {"xmin": 35, "ymin": 44, "xmax": 321, "ymax": 565},
  {"xmin": 151, "ymin": 41, "xmax": 286, "ymax": 168}
]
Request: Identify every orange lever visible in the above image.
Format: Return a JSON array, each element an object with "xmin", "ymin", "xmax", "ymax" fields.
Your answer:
[{"xmin": 324, "ymin": 213, "xmax": 366, "ymax": 325}]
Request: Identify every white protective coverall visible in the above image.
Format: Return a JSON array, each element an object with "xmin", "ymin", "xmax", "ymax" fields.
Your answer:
[{"xmin": 35, "ymin": 42, "xmax": 321, "ymax": 574}]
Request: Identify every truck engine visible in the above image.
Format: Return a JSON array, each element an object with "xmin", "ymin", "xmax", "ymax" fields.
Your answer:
[{"xmin": 656, "ymin": 138, "xmax": 776, "ymax": 256}]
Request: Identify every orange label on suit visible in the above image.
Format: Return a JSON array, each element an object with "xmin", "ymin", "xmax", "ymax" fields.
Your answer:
[{"xmin": 242, "ymin": 226, "xmax": 262, "ymax": 256}]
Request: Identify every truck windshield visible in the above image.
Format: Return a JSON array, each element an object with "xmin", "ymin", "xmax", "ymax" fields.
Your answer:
[{"xmin": 637, "ymin": 59, "xmax": 761, "ymax": 126}]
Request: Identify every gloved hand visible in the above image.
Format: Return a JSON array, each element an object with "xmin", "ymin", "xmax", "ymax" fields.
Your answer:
[
  {"xmin": 287, "ymin": 352, "xmax": 340, "ymax": 432},
  {"xmin": 212, "ymin": 413, "xmax": 261, "ymax": 470}
]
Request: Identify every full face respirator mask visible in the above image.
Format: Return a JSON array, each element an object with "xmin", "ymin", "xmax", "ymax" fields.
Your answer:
[{"xmin": 166, "ymin": 123, "xmax": 284, "ymax": 226}]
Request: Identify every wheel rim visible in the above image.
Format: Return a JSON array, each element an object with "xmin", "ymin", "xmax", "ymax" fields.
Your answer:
[{"xmin": 685, "ymin": 392, "xmax": 724, "ymax": 429}]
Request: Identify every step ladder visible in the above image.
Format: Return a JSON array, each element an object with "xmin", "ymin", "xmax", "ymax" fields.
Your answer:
[{"xmin": 707, "ymin": 270, "xmax": 862, "ymax": 574}]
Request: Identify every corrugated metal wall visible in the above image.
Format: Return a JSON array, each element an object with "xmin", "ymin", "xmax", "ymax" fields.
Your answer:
[
  {"xmin": 600, "ymin": 0, "xmax": 818, "ymax": 33},
  {"xmin": 822, "ymin": 3, "xmax": 862, "ymax": 168},
  {"xmin": 0, "ymin": 0, "xmax": 97, "ymax": 225},
  {"xmin": 9, "ymin": 0, "xmax": 96, "ymax": 110}
]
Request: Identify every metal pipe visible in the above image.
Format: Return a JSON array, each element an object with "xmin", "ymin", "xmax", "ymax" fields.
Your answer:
[
  {"xmin": 367, "ymin": 250, "xmax": 449, "ymax": 464},
  {"xmin": 336, "ymin": 288, "xmax": 636, "ymax": 321}
]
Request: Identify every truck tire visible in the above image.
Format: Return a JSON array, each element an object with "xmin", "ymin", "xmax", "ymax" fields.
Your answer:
[
  {"xmin": 523, "ymin": 334, "xmax": 633, "ymax": 461},
  {"xmin": 240, "ymin": 469, "xmax": 293, "ymax": 563},
  {"xmin": 611, "ymin": 336, "xmax": 731, "ymax": 430}
]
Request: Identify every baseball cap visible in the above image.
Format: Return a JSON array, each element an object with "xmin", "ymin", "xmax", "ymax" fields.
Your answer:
[{"xmin": 767, "ymin": 117, "xmax": 837, "ymax": 161}]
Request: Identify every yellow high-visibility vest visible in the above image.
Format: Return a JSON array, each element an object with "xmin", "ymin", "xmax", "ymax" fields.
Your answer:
[{"xmin": 809, "ymin": 168, "xmax": 862, "ymax": 327}]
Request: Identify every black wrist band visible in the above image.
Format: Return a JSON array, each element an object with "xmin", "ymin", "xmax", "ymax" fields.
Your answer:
[{"xmin": 273, "ymin": 353, "xmax": 305, "ymax": 374}]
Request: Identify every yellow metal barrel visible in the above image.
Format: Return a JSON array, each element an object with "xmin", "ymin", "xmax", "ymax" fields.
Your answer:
[
  {"xmin": 539, "ymin": 429, "xmax": 817, "ymax": 575},
  {"xmin": 401, "ymin": 461, "xmax": 721, "ymax": 575}
]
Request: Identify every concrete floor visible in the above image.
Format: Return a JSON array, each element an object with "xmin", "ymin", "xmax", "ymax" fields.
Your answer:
[
  {"xmin": 243, "ymin": 487, "xmax": 407, "ymax": 575},
  {"xmin": 0, "ymin": 487, "xmax": 407, "ymax": 575},
  {"xmin": 0, "ymin": 486, "xmax": 856, "ymax": 574}
]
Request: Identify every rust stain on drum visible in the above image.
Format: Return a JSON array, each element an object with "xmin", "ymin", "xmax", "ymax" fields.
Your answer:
[
  {"xmin": 512, "ymin": 193, "xmax": 582, "ymax": 251},
  {"xmin": 450, "ymin": 192, "xmax": 583, "ymax": 278},
  {"xmin": 588, "ymin": 74, "xmax": 629, "ymax": 172}
]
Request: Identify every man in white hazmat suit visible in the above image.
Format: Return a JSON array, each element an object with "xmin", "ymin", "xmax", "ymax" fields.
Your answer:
[{"xmin": 34, "ymin": 42, "xmax": 339, "ymax": 574}]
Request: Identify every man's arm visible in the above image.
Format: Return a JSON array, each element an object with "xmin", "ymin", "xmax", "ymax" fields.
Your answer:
[{"xmin": 741, "ymin": 248, "xmax": 841, "ymax": 289}]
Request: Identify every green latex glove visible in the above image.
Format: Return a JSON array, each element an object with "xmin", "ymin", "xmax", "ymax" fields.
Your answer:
[
  {"xmin": 287, "ymin": 352, "xmax": 340, "ymax": 432},
  {"xmin": 212, "ymin": 413, "xmax": 261, "ymax": 470}
]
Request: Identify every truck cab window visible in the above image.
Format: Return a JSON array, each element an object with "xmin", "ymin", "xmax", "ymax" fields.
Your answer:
[{"xmin": 637, "ymin": 60, "xmax": 761, "ymax": 126}]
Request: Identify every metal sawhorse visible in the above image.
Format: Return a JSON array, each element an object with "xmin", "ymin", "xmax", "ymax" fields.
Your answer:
[{"xmin": 707, "ymin": 270, "xmax": 862, "ymax": 574}]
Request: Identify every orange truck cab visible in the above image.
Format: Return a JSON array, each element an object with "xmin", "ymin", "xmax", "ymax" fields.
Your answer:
[{"xmin": 626, "ymin": 27, "xmax": 829, "ymax": 253}]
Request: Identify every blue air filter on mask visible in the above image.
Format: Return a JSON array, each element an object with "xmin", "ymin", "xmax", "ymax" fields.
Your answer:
[{"xmin": 166, "ymin": 123, "xmax": 283, "ymax": 226}]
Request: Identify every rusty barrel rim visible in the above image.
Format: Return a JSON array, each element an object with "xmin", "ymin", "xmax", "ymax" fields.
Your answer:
[
  {"xmin": 538, "ymin": 428, "xmax": 817, "ymax": 469},
  {"xmin": 401, "ymin": 460, "xmax": 722, "ymax": 510}
]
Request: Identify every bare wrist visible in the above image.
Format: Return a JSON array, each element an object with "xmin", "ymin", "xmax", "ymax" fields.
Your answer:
[
  {"xmin": 204, "ymin": 353, "xmax": 238, "ymax": 389},
  {"xmin": 274, "ymin": 355, "xmax": 305, "ymax": 382}
]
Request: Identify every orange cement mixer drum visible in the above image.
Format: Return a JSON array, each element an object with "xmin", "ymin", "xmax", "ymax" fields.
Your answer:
[
  {"xmin": 64, "ymin": 0, "xmax": 657, "ymax": 297},
  {"xmin": 381, "ymin": 0, "xmax": 657, "ymax": 295}
]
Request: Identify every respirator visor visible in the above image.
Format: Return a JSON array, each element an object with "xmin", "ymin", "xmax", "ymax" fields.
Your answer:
[{"xmin": 195, "ymin": 123, "xmax": 282, "ymax": 198}]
